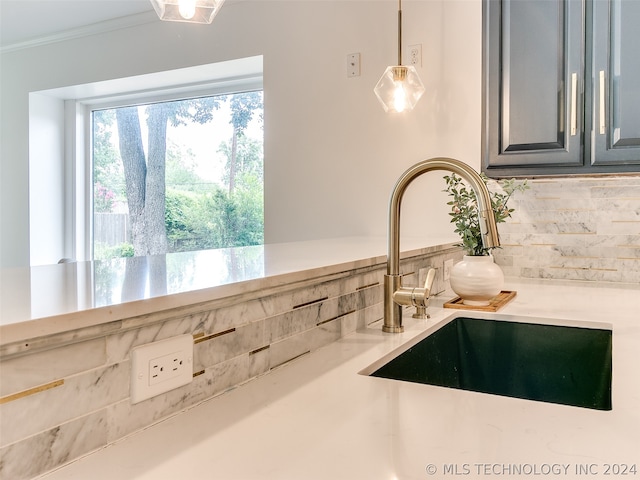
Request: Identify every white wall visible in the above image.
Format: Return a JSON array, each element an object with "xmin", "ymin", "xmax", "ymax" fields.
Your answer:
[
  {"xmin": 28, "ymin": 94, "xmax": 66, "ymax": 266},
  {"xmin": 0, "ymin": 0, "xmax": 482, "ymax": 268}
]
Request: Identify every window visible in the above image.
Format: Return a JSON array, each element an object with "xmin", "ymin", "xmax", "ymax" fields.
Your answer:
[
  {"xmin": 92, "ymin": 91, "xmax": 263, "ymax": 260},
  {"xmin": 28, "ymin": 57, "xmax": 263, "ymax": 266}
]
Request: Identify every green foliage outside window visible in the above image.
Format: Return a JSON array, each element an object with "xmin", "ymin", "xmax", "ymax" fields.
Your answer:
[{"xmin": 92, "ymin": 91, "xmax": 264, "ymax": 260}]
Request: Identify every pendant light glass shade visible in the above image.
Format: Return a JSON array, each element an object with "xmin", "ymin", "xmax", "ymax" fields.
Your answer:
[
  {"xmin": 374, "ymin": 65, "xmax": 425, "ymax": 113},
  {"xmin": 149, "ymin": 0, "xmax": 225, "ymax": 24},
  {"xmin": 374, "ymin": 0, "xmax": 425, "ymax": 113}
]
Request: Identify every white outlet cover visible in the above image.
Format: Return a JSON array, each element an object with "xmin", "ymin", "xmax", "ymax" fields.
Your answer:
[
  {"xmin": 130, "ymin": 334, "xmax": 193, "ymax": 404},
  {"xmin": 407, "ymin": 44, "xmax": 422, "ymax": 66}
]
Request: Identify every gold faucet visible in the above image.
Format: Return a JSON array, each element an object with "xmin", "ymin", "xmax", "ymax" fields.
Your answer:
[{"xmin": 383, "ymin": 157, "xmax": 501, "ymax": 333}]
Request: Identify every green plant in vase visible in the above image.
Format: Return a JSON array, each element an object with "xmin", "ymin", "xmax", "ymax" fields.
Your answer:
[
  {"xmin": 443, "ymin": 172, "xmax": 529, "ymax": 306},
  {"xmin": 443, "ymin": 173, "xmax": 529, "ymax": 256}
]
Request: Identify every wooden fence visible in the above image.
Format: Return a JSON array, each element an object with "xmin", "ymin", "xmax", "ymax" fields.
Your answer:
[{"xmin": 94, "ymin": 213, "xmax": 129, "ymax": 246}]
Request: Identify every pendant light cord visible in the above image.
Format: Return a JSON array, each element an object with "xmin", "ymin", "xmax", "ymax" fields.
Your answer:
[{"xmin": 397, "ymin": 0, "xmax": 403, "ymax": 66}]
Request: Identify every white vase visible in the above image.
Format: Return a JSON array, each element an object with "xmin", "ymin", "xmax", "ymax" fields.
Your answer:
[{"xmin": 450, "ymin": 255, "xmax": 504, "ymax": 306}]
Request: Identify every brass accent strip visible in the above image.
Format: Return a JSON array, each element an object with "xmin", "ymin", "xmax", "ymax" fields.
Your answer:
[
  {"xmin": 549, "ymin": 266, "xmax": 589, "ymax": 270},
  {"xmin": 192, "ymin": 370, "xmax": 205, "ymax": 378},
  {"xmin": 0, "ymin": 379, "xmax": 64, "ymax": 404},
  {"xmin": 249, "ymin": 345, "xmax": 270, "ymax": 356},
  {"xmin": 368, "ymin": 317, "xmax": 383, "ymax": 326},
  {"xmin": 316, "ymin": 310, "xmax": 357, "ymax": 327},
  {"xmin": 316, "ymin": 318, "xmax": 336, "ymax": 327},
  {"xmin": 293, "ymin": 297, "xmax": 328, "ymax": 309},
  {"xmin": 549, "ymin": 266, "xmax": 617, "ymax": 272},
  {"xmin": 192, "ymin": 332, "xmax": 205, "ymax": 340},
  {"xmin": 356, "ymin": 282, "xmax": 380, "ymax": 291},
  {"xmin": 271, "ymin": 351, "xmax": 310, "ymax": 370},
  {"xmin": 194, "ymin": 328, "xmax": 236, "ymax": 344}
]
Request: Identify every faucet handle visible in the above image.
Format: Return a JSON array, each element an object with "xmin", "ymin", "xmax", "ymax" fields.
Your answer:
[
  {"xmin": 423, "ymin": 267, "xmax": 436, "ymax": 297},
  {"xmin": 392, "ymin": 267, "xmax": 438, "ymax": 319},
  {"xmin": 412, "ymin": 268, "xmax": 437, "ymax": 319}
]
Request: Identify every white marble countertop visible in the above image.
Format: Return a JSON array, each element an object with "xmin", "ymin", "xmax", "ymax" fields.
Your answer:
[
  {"xmin": 0, "ymin": 236, "xmax": 456, "ymax": 345},
  {"xmin": 41, "ymin": 277, "xmax": 640, "ymax": 480}
]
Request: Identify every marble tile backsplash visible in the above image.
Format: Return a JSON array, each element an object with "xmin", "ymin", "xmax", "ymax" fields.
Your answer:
[
  {"xmin": 492, "ymin": 175, "xmax": 640, "ymax": 283},
  {"xmin": 0, "ymin": 248, "xmax": 459, "ymax": 480}
]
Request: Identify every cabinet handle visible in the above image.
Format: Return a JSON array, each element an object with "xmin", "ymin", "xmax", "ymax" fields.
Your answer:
[
  {"xmin": 599, "ymin": 70, "xmax": 606, "ymax": 135},
  {"xmin": 570, "ymin": 73, "xmax": 578, "ymax": 136}
]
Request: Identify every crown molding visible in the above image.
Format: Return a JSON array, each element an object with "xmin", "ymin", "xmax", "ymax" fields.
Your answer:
[{"xmin": 1, "ymin": 11, "xmax": 158, "ymax": 54}]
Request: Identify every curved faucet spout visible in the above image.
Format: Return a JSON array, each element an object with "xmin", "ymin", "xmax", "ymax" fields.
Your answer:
[{"xmin": 383, "ymin": 157, "xmax": 500, "ymax": 333}]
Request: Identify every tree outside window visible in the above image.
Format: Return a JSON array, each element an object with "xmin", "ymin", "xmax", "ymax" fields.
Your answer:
[{"xmin": 92, "ymin": 91, "xmax": 263, "ymax": 260}]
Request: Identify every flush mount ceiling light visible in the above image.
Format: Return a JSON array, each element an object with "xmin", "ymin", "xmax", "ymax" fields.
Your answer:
[
  {"xmin": 374, "ymin": 0, "xmax": 425, "ymax": 113},
  {"xmin": 149, "ymin": 0, "xmax": 225, "ymax": 24}
]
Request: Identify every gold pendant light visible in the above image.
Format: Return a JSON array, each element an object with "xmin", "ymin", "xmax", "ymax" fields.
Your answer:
[
  {"xmin": 149, "ymin": 0, "xmax": 225, "ymax": 24},
  {"xmin": 374, "ymin": 0, "xmax": 425, "ymax": 113}
]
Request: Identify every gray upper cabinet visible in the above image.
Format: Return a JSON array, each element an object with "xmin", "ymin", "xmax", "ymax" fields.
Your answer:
[
  {"xmin": 483, "ymin": 0, "xmax": 640, "ymax": 176},
  {"xmin": 591, "ymin": 0, "xmax": 640, "ymax": 165}
]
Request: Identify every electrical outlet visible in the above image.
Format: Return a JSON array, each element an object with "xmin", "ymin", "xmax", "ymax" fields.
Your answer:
[
  {"xmin": 444, "ymin": 259, "xmax": 454, "ymax": 282},
  {"xmin": 408, "ymin": 44, "xmax": 422, "ymax": 66},
  {"xmin": 130, "ymin": 334, "xmax": 193, "ymax": 404}
]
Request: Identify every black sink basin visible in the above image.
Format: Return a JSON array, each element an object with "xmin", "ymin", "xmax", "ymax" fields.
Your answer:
[{"xmin": 368, "ymin": 316, "xmax": 612, "ymax": 410}]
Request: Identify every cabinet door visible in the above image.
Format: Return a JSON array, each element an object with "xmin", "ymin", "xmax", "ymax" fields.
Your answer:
[
  {"xmin": 590, "ymin": 0, "xmax": 640, "ymax": 165},
  {"xmin": 484, "ymin": 0, "xmax": 584, "ymax": 174}
]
